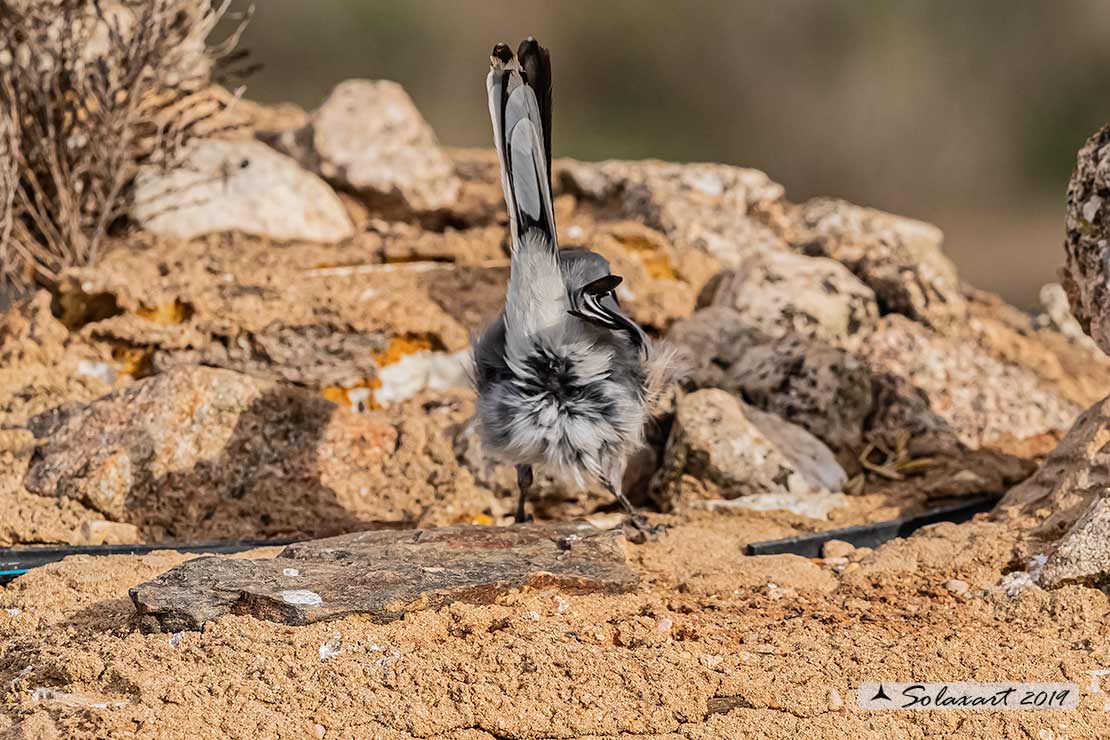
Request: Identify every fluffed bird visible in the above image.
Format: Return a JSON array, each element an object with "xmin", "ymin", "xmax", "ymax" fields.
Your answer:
[{"xmin": 472, "ymin": 38, "xmax": 676, "ymax": 536}]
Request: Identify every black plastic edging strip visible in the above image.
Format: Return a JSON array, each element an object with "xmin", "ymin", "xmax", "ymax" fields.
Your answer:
[
  {"xmin": 0, "ymin": 538, "xmax": 298, "ymax": 586},
  {"xmin": 743, "ymin": 495, "xmax": 1000, "ymax": 557}
]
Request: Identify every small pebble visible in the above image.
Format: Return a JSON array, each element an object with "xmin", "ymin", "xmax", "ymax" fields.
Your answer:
[
  {"xmin": 5, "ymin": 608, "xmax": 21, "ymax": 617},
  {"xmin": 824, "ymin": 556, "xmax": 849, "ymax": 567},
  {"xmin": 521, "ymin": 610, "xmax": 540, "ymax": 621},
  {"xmin": 766, "ymin": 583, "xmax": 796, "ymax": 601},
  {"xmin": 701, "ymin": 654, "xmax": 722, "ymax": 669},
  {"xmin": 999, "ymin": 571, "xmax": 1035, "ymax": 596},
  {"xmin": 842, "ymin": 562, "xmax": 861, "ymax": 574},
  {"xmin": 318, "ymin": 636, "xmax": 342, "ymax": 662},
  {"xmin": 822, "ymin": 539, "xmax": 856, "ymax": 559},
  {"xmin": 282, "ymin": 568, "xmax": 300, "ymax": 577},
  {"xmin": 945, "ymin": 579, "xmax": 969, "ymax": 595},
  {"xmin": 827, "ymin": 687, "xmax": 843, "ymax": 710},
  {"xmin": 313, "ymin": 723, "xmax": 326, "ymax": 739},
  {"xmin": 552, "ymin": 595, "xmax": 569, "ymax": 614},
  {"xmin": 656, "ymin": 617, "xmax": 673, "ymax": 634},
  {"xmin": 851, "ymin": 546, "xmax": 874, "ymax": 561},
  {"xmin": 168, "ymin": 632, "xmax": 183, "ymax": 647}
]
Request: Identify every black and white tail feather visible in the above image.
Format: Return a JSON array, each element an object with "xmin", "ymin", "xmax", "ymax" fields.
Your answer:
[{"xmin": 474, "ymin": 38, "xmax": 678, "ymax": 530}]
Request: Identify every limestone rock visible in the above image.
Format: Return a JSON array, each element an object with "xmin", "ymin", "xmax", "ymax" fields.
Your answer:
[
  {"xmin": 0, "ymin": 291, "xmax": 117, "ymax": 427},
  {"xmin": 704, "ymin": 249, "xmax": 879, "ymax": 348},
  {"xmin": 275, "ymin": 79, "xmax": 461, "ymax": 214},
  {"xmin": 53, "ymin": 234, "xmax": 484, "ymax": 392},
  {"xmin": 792, "ymin": 198, "xmax": 965, "ymax": 326},
  {"xmin": 668, "ymin": 306, "xmax": 873, "ymax": 452},
  {"xmin": 1035, "ymin": 283, "xmax": 1097, "ymax": 351},
  {"xmin": 130, "ymin": 522, "xmax": 637, "ymax": 631},
  {"xmin": 1063, "ymin": 124, "xmax": 1110, "ymax": 355},
  {"xmin": 998, "ymin": 394, "xmax": 1110, "ymax": 542},
  {"xmin": 1039, "ymin": 496, "xmax": 1110, "ymax": 588},
  {"xmin": 559, "ymin": 159, "xmax": 786, "ymax": 268},
  {"xmin": 665, "ymin": 306, "xmax": 770, "ymax": 378},
  {"xmin": 729, "ymin": 337, "xmax": 872, "ymax": 453},
  {"xmin": 860, "ymin": 315, "xmax": 1080, "ymax": 452},
  {"xmin": 698, "ymin": 491, "xmax": 848, "ymax": 520},
  {"xmin": 965, "ymin": 288, "xmax": 1110, "ymax": 415},
  {"xmin": 21, "ymin": 366, "xmax": 491, "ymax": 540},
  {"xmin": 823, "ymin": 540, "xmax": 857, "ymax": 559},
  {"xmin": 653, "ymin": 389, "xmax": 846, "ymax": 509},
  {"xmin": 71, "ymin": 519, "xmax": 141, "ymax": 546},
  {"xmin": 583, "ymin": 222, "xmax": 703, "ymax": 331},
  {"xmin": 132, "ymin": 139, "xmax": 353, "ymax": 243}
]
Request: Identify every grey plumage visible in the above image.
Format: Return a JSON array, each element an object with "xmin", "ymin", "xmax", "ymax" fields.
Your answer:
[{"xmin": 474, "ymin": 38, "xmax": 675, "ymax": 527}]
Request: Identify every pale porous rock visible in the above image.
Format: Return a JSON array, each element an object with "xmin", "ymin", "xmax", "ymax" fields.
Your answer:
[
  {"xmin": 275, "ymin": 79, "xmax": 461, "ymax": 214},
  {"xmin": 698, "ymin": 491, "xmax": 848, "ymax": 520},
  {"xmin": 22, "ymin": 366, "xmax": 493, "ymax": 541},
  {"xmin": 860, "ymin": 315, "xmax": 1081, "ymax": 452},
  {"xmin": 132, "ymin": 139, "xmax": 354, "ymax": 243},
  {"xmin": 997, "ymin": 391, "xmax": 1110, "ymax": 586},
  {"xmin": 998, "ymin": 395, "xmax": 1110, "ymax": 544},
  {"xmin": 0, "ymin": 427, "xmax": 102, "ymax": 546},
  {"xmin": 1039, "ymin": 497, "xmax": 1110, "ymax": 588},
  {"xmin": 0, "ymin": 291, "xmax": 118, "ymax": 427},
  {"xmin": 558, "ymin": 159, "xmax": 787, "ymax": 268},
  {"xmin": 963, "ymin": 289, "xmax": 1110, "ymax": 419},
  {"xmin": 729, "ymin": 337, "xmax": 872, "ymax": 454},
  {"xmin": 790, "ymin": 198, "xmax": 966, "ymax": 326},
  {"xmin": 704, "ymin": 249, "xmax": 879, "ymax": 348},
  {"xmin": 53, "ymin": 235, "xmax": 490, "ymax": 393},
  {"xmin": 653, "ymin": 389, "xmax": 847, "ymax": 513},
  {"xmin": 1035, "ymin": 283, "xmax": 1098, "ymax": 352},
  {"xmin": 665, "ymin": 306, "xmax": 769, "ymax": 372},
  {"xmin": 71, "ymin": 519, "xmax": 141, "ymax": 546},
  {"xmin": 374, "ymin": 349, "xmax": 470, "ymax": 405},
  {"xmin": 583, "ymin": 222, "xmax": 706, "ymax": 331},
  {"xmin": 1063, "ymin": 124, "xmax": 1110, "ymax": 356},
  {"xmin": 668, "ymin": 306, "xmax": 872, "ymax": 453},
  {"xmin": 378, "ymin": 223, "xmax": 505, "ymax": 265}
]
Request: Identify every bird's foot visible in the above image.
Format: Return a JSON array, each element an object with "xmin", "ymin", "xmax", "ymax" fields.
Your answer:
[
  {"xmin": 513, "ymin": 511, "xmax": 535, "ymax": 524},
  {"xmin": 622, "ymin": 514, "xmax": 666, "ymax": 544}
]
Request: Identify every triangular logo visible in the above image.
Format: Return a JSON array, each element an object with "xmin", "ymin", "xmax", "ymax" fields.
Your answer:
[{"xmin": 871, "ymin": 684, "xmax": 891, "ymax": 701}]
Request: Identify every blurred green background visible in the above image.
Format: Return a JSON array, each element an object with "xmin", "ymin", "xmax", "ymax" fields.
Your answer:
[{"xmin": 230, "ymin": 0, "xmax": 1110, "ymax": 308}]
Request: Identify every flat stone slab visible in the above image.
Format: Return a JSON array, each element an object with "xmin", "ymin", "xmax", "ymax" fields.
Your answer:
[{"xmin": 130, "ymin": 522, "xmax": 637, "ymax": 632}]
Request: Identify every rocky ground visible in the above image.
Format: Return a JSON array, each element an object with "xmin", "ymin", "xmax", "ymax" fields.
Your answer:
[
  {"xmin": 2, "ymin": 517, "xmax": 1110, "ymax": 739},
  {"xmin": 3, "ymin": 78, "xmax": 1110, "ymax": 739}
]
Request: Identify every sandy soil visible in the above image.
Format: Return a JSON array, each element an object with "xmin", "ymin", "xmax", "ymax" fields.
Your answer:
[{"xmin": 1, "ymin": 511, "xmax": 1107, "ymax": 740}]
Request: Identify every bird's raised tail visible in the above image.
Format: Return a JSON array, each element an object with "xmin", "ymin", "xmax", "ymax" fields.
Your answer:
[{"xmin": 487, "ymin": 40, "xmax": 556, "ymax": 257}]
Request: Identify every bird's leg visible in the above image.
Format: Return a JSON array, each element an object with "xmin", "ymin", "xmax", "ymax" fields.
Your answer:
[
  {"xmin": 514, "ymin": 464, "xmax": 534, "ymax": 524},
  {"xmin": 604, "ymin": 477, "xmax": 664, "ymax": 543}
]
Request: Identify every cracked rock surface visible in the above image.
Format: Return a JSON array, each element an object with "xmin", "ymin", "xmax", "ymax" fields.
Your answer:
[{"xmin": 130, "ymin": 522, "xmax": 638, "ymax": 632}]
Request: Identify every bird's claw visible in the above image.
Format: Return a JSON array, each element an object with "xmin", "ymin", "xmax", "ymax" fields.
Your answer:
[{"xmin": 622, "ymin": 514, "xmax": 666, "ymax": 543}]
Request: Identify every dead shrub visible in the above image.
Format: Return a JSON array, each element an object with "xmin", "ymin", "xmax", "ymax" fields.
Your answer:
[{"xmin": 0, "ymin": 0, "xmax": 251, "ymax": 292}]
